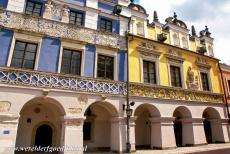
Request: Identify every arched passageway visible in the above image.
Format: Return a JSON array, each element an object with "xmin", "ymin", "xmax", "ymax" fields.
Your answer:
[
  {"xmin": 173, "ymin": 106, "xmax": 194, "ymax": 147},
  {"xmin": 134, "ymin": 104, "xmax": 161, "ymax": 149},
  {"xmin": 83, "ymin": 101, "xmax": 118, "ymax": 152},
  {"xmin": 15, "ymin": 97, "xmax": 65, "ymax": 153},
  {"xmin": 203, "ymin": 107, "xmax": 224, "ymax": 144}
]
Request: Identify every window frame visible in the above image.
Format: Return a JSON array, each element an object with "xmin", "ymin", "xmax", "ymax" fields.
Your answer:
[
  {"xmin": 60, "ymin": 49, "xmax": 82, "ymax": 76},
  {"xmin": 200, "ymin": 72, "xmax": 210, "ymax": 91},
  {"xmin": 198, "ymin": 69, "xmax": 212, "ymax": 92},
  {"xmin": 97, "ymin": 54, "xmax": 114, "ymax": 80},
  {"xmin": 69, "ymin": 10, "xmax": 85, "ymax": 26},
  {"xmin": 10, "ymin": 41, "xmax": 38, "ymax": 70},
  {"xmin": 227, "ymin": 79, "xmax": 230, "ymax": 96},
  {"xmin": 7, "ymin": 33, "xmax": 42, "ymax": 70},
  {"xmin": 170, "ymin": 65, "xmax": 182, "ymax": 88},
  {"xmin": 25, "ymin": 0, "xmax": 43, "ymax": 17},
  {"xmin": 100, "ymin": 18, "xmax": 113, "ymax": 33}
]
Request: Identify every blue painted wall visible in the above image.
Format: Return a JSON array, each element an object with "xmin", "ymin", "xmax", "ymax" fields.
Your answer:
[
  {"xmin": 84, "ymin": 45, "xmax": 95, "ymax": 77},
  {"xmin": 97, "ymin": 16, "xmax": 120, "ymax": 34},
  {"xmin": 98, "ymin": 2, "xmax": 114, "ymax": 13},
  {"xmin": 0, "ymin": 29, "xmax": 14, "ymax": 66},
  {"xmin": 117, "ymin": 51, "xmax": 127, "ymax": 81},
  {"xmin": 0, "ymin": 0, "xmax": 8, "ymax": 8},
  {"xmin": 38, "ymin": 37, "xmax": 60, "ymax": 72}
]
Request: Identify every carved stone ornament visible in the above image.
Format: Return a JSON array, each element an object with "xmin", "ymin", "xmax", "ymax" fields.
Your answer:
[
  {"xmin": 186, "ymin": 67, "xmax": 199, "ymax": 90},
  {"xmin": 137, "ymin": 42, "xmax": 161, "ymax": 58},
  {"xmin": 196, "ymin": 57, "xmax": 211, "ymax": 69},
  {"xmin": 68, "ymin": 108, "xmax": 82, "ymax": 114},
  {"xmin": 78, "ymin": 95, "xmax": 88, "ymax": 105},
  {"xmin": 0, "ymin": 10, "xmax": 127, "ymax": 50},
  {"xmin": 43, "ymin": 0, "xmax": 53, "ymax": 19},
  {"xmin": 65, "ymin": 119, "xmax": 84, "ymax": 127},
  {"xmin": 166, "ymin": 49, "xmax": 184, "ymax": 62},
  {"xmin": 0, "ymin": 101, "xmax": 11, "ymax": 112}
]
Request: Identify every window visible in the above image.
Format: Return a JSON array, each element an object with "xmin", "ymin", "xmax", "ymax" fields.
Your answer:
[
  {"xmin": 97, "ymin": 55, "xmax": 114, "ymax": 80},
  {"xmin": 201, "ymin": 72, "xmax": 210, "ymax": 91},
  {"xmin": 228, "ymin": 80, "xmax": 230, "ymax": 95},
  {"xmin": 182, "ymin": 37, "xmax": 188, "ymax": 49},
  {"xmin": 69, "ymin": 11, "xmax": 84, "ymax": 26},
  {"xmin": 173, "ymin": 33, "xmax": 180, "ymax": 46},
  {"xmin": 11, "ymin": 41, "xmax": 38, "ymax": 69},
  {"xmin": 25, "ymin": 0, "xmax": 43, "ymax": 16},
  {"xmin": 170, "ymin": 65, "xmax": 182, "ymax": 87},
  {"xmin": 137, "ymin": 22, "xmax": 144, "ymax": 36},
  {"xmin": 143, "ymin": 60, "xmax": 157, "ymax": 84},
  {"xmin": 100, "ymin": 18, "xmax": 112, "ymax": 32},
  {"xmin": 61, "ymin": 49, "xmax": 82, "ymax": 75}
]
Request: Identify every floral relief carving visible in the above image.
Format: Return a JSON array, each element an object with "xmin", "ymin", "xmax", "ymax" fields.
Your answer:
[
  {"xmin": 68, "ymin": 108, "xmax": 82, "ymax": 114},
  {"xmin": 0, "ymin": 101, "xmax": 11, "ymax": 112},
  {"xmin": 78, "ymin": 95, "xmax": 88, "ymax": 105}
]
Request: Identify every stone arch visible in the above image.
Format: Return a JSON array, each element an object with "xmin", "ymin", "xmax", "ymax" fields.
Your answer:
[
  {"xmin": 134, "ymin": 103, "xmax": 161, "ymax": 149},
  {"xmin": 202, "ymin": 107, "xmax": 224, "ymax": 143},
  {"xmin": 15, "ymin": 97, "xmax": 65, "ymax": 149},
  {"xmin": 173, "ymin": 106, "xmax": 194, "ymax": 147},
  {"xmin": 82, "ymin": 101, "xmax": 119, "ymax": 152}
]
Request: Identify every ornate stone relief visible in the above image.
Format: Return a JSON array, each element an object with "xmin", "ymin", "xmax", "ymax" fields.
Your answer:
[
  {"xmin": 196, "ymin": 57, "xmax": 211, "ymax": 69},
  {"xmin": 137, "ymin": 42, "xmax": 161, "ymax": 58},
  {"xmin": 0, "ymin": 101, "xmax": 11, "ymax": 112},
  {"xmin": 166, "ymin": 49, "xmax": 184, "ymax": 62},
  {"xmin": 78, "ymin": 95, "xmax": 88, "ymax": 105},
  {"xmin": 186, "ymin": 67, "xmax": 199, "ymax": 90},
  {"xmin": 65, "ymin": 119, "xmax": 84, "ymax": 127},
  {"xmin": 43, "ymin": 0, "xmax": 53, "ymax": 19},
  {"xmin": 68, "ymin": 108, "xmax": 82, "ymax": 114},
  {"xmin": 0, "ymin": 10, "xmax": 127, "ymax": 50}
]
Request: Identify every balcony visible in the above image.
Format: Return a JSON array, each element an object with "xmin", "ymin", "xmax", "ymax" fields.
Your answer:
[
  {"xmin": 0, "ymin": 9, "xmax": 126, "ymax": 50},
  {"xmin": 0, "ymin": 67, "xmax": 224, "ymax": 103}
]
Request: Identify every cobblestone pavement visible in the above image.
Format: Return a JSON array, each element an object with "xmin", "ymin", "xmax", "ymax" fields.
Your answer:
[{"xmin": 86, "ymin": 143, "xmax": 230, "ymax": 154}]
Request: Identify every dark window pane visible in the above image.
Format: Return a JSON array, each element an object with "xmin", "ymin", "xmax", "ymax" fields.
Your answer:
[
  {"xmin": 61, "ymin": 49, "xmax": 82, "ymax": 75},
  {"xmin": 100, "ymin": 18, "xmax": 112, "ymax": 32},
  {"xmin": 69, "ymin": 11, "xmax": 84, "ymax": 26},
  {"xmin": 143, "ymin": 61, "xmax": 156, "ymax": 84},
  {"xmin": 25, "ymin": 0, "xmax": 42, "ymax": 16},
  {"xmin": 97, "ymin": 55, "xmax": 114, "ymax": 80},
  {"xmin": 228, "ymin": 80, "xmax": 230, "ymax": 93},
  {"xmin": 170, "ymin": 66, "xmax": 182, "ymax": 87},
  {"xmin": 201, "ymin": 72, "xmax": 210, "ymax": 91}
]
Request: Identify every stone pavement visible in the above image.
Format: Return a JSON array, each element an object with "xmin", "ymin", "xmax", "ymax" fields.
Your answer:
[{"xmin": 87, "ymin": 143, "xmax": 230, "ymax": 154}]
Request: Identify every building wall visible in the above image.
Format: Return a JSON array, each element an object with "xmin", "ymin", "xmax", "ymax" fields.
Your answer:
[{"xmin": 221, "ymin": 70, "xmax": 230, "ymax": 103}]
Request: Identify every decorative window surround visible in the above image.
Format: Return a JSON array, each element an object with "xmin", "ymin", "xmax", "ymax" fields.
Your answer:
[
  {"xmin": 94, "ymin": 47, "xmax": 117, "ymax": 81},
  {"xmin": 198, "ymin": 68, "xmax": 212, "ymax": 92},
  {"xmin": 165, "ymin": 49, "xmax": 185, "ymax": 88},
  {"xmin": 58, "ymin": 41, "xmax": 85, "ymax": 76},
  {"xmin": 7, "ymin": 32, "xmax": 42, "ymax": 71},
  {"xmin": 196, "ymin": 57, "xmax": 211, "ymax": 70},
  {"xmin": 137, "ymin": 42, "xmax": 161, "ymax": 85}
]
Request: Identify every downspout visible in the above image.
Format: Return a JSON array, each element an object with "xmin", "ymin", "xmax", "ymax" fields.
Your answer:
[
  {"xmin": 218, "ymin": 62, "xmax": 230, "ymax": 123},
  {"xmin": 126, "ymin": 17, "xmax": 132, "ymax": 153}
]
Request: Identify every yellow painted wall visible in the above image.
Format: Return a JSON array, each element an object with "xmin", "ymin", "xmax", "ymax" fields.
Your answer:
[{"xmin": 129, "ymin": 36, "xmax": 223, "ymax": 94}]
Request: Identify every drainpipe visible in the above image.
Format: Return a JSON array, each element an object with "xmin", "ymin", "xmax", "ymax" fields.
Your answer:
[
  {"xmin": 126, "ymin": 17, "xmax": 132, "ymax": 153},
  {"xmin": 218, "ymin": 62, "xmax": 230, "ymax": 123}
]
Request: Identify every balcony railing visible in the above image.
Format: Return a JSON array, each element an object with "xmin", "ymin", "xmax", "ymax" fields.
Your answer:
[
  {"xmin": 0, "ymin": 67, "xmax": 224, "ymax": 103},
  {"xmin": 0, "ymin": 67, "xmax": 126, "ymax": 95},
  {"xmin": 0, "ymin": 9, "xmax": 126, "ymax": 50}
]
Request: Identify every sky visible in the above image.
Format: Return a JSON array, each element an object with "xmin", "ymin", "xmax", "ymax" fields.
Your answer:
[{"xmin": 136, "ymin": 0, "xmax": 230, "ymax": 65}]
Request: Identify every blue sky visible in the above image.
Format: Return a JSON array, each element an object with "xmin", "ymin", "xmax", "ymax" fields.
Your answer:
[{"xmin": 137, "ymin": 0, "xmax": 230, "ymax": 65}]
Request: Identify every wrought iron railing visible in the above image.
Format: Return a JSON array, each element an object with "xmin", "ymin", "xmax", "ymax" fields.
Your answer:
[{"xmin": 0, "ymin": 67, "xmax": 224, "ymax": 103}]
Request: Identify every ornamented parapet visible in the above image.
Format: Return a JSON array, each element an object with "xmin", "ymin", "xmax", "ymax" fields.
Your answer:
[
  {"xmin": 0, "ymin": 10, "xmax": 127, "ymax": 50},
  {"xmin": 130, "ymin": 83, "xmax": 224, "ymax": 103},
  {"xmin": 0, "ymin": 67, "xmax": 126, "ymax": 95}
]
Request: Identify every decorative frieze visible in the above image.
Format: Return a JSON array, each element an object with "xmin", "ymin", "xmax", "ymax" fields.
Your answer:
[
  {"xmin": 137, "ymin": 42, "xmax": 161, "ymax": 58},
  {"xmin": 0, "ymin": 10, "xmax": 127, "ymax": 50},
  {"xmin": 196, "ymin": 57, "xmax": 211, "ymax": 69},
  {"xmin": 68, "ymin": 108, "xmax": 82, "ymax": 114},
  {"xmin": 165, "ymin": 49, "xmax": 184, "ymax": 63},
  {"xmin": 0, "ymin": 101, "xmax": 11, "ymax": 112},
  {"xmin": 129, "ymin": 83, "xmax": 224, "ymax": 103}
]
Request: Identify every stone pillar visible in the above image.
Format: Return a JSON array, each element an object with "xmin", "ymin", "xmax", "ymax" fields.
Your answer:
[
  {"xmin": 157, "ymin": 117, "xmax": 176, "ymax": 149},
  {"xmin": 0, "ymin": 113, "xmax": 19, "ymax": 154},
  {"xmin": 220, "ymin": 119, "xmax": 230, "ymax": 143},
  {"xmin": 43, "ymin": 0, "xmax": 53, "ymax": 20},
  {"xmin": 61, "ymin": 5, "xmax": 69, "ymax": 23},
  {"xmin": 129, "ymin": 117, "xmax": 136, "ymax": 152},
  {"xmin": 110, "ymin": 117, "xmax": 125, "ymax": 153},
  {"xmin": 210, "ymin": 119, "xmax": 230, "ymax": 143},
  {"xmin": 191, "ymin": 118, "xmax": 207, "ymax": 146},
  {"xmin": 64, "ymin": 117, "xmax": 85, "ymax": 154}
]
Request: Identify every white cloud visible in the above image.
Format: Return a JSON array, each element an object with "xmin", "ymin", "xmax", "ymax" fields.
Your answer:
[{"xmin": 139, "ymin": 0, "xmax": 230, "ymax": 65}]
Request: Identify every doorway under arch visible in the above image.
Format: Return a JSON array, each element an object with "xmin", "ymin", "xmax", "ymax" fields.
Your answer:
[
  {"xmin": 203, "ymin": 107, "xmax": 224, "ymax": 144},
  {"xmin": 173, "ymin": 106, "xmax": 194, "ymax": 147},
  {"xmin": 134, "ymin": 104, "xmax": 161, "ymax": 149},
  {"xmin": 35, "ymin": 124, "xmax": 53, "ymax": 147},
  {"xmin": 83, "ymin": 101, "xmax": 118, "ymax": 152}
]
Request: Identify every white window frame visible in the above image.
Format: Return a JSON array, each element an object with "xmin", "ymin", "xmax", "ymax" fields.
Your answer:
[
  {"xmin": 167, "ymin": 60, "xmax": 185, "ymax": 88},
  {"xmin": 7, "ymin": 32, "xmax": 42, "ymax": 71},
  {"xmin": 140, "ymin": 55, "xmax": 160, "ymax": 85},
  {"xmin": 58, "ymin": 41, "xmax": 85, "ymax": 76},
  {"xmin": 94, "ymin": 47, "xmax": 117, "ymax": 81},
  {"xmin": 198, "ymin": 68, "xmax": 212, "ymax": 92}
]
